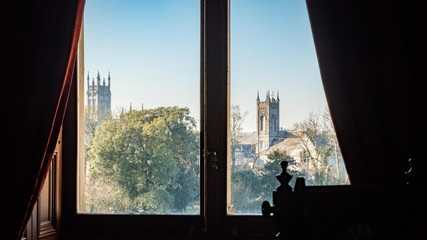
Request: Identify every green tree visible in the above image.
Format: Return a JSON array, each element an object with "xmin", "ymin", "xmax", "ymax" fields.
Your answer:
[
  {"xmin": 87, "ymin": 106, "xmax": 199, "ymax": 213},
  {"xmin": 231, "ymin": 169, "xmax": 262, "ymax": 213},
  {"xmin": 261, "ymin": 150, "xmax": 300, "ymax": 201}
]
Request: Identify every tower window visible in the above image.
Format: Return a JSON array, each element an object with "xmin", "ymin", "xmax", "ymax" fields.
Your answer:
[{"xmin": 260, "ymin": 115, "xmax": 265, "ymax": 131}]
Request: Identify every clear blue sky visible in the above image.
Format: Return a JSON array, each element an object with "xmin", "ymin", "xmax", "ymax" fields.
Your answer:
[{"xmin": 83, "ymin": 0, "xmax": 328, "ymax": 132}]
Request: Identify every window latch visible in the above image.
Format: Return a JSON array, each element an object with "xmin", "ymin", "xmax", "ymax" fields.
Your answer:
[{"xmin": 206, "ymin": 151, "xmax": 218, "ymax": 170}]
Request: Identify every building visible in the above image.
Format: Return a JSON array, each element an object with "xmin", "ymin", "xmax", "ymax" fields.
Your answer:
[
  {"xmin": 86, "ymin": 71, "xmax": 112, "ymax": 123},
  {"xmin": 256, "ymin": 90, "xmax": 280, "ymax": 153},
  {"xmin": 9, "ymin": 1, "xmax": 427, "ymax": 239},
  {"xmin": 235, "ymin": 91, "xmax": 289, "ymax": 169}
]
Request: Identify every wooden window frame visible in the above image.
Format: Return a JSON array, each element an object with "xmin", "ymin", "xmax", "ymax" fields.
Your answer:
[{"xmin": 61, "ymin": 0, "xmax": 276, "ymax": 239}]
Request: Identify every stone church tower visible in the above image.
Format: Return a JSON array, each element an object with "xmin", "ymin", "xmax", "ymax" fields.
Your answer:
[
  {"xmin": 256, "ymin": 90, "xmax": 280, "ymax": 153},
  {"xmin": 86, "ymin": 71, "xmax": 112, "ymax": 123}
]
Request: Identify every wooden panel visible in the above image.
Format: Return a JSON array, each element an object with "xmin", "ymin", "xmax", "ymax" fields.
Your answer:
[
  {"xmin": 24, "ymin": 130, "xmax": 62, "ymax": 240},
  {"xmin": 38, "ymin": 152, "xmax": 57, "ymax": 239}
]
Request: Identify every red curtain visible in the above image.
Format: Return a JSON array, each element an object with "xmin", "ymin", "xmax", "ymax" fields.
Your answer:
[
  {"xmin": 3, "ymin": 1, "xmax": 85, "ymax": 239},
  {"xmin": 305, "ymin": 0, "xmax": 427, "ymax": 186}
]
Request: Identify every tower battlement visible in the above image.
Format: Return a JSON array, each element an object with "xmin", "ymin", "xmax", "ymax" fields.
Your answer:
[
  {"xmin": 86, "ymin": 71, "xmax": 112, "ymax": 123},
  {"xmin": 256, "ymin": 90, "xmax": 280, "ymax": 153}
]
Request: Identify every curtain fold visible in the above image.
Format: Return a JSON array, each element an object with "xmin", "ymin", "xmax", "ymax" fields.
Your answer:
[
  {"xmin": 3, "ymin": 1, "xmax": 85, "ymax": 239},
  {"xmin": 305, "ymin": 1, "xmax": 427, "ymax": 185}
]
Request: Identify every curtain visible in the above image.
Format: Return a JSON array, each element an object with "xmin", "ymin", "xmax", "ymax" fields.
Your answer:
[
  {"xmin": 305, "ymin": 1, "xmax": 427, "ymax": 186},
  {"xmin": 3, "ymin": 1, "xmax": 85, "ymax": 239}
]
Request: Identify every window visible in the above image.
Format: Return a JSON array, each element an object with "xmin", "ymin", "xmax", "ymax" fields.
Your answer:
[
  {"xmin": 80, "ymin": 0, "xmax": 200, "ymax": 216},
  {"xmin": 260, "ymin": 115, "xmax": 265, "ymax": 131},
  {"xmin": 62, "ymin": 0, "xmax": 348, "ymax": 238},
  {"xmin": 228, "ymin": 0, "xmax": 349, "ymax": 215}
]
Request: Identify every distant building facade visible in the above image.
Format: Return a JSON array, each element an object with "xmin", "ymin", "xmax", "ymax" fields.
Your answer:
[
  {"xmin": 86, "ymin": 71, "xmax": 112, "ymax": 123},
  {"xmin": 256, "ymin": 90, "xmax": 281, "ymax": 153},
  {"xmin": 232, "ymin": 91, "xmax": 338, "ymax": 184}
]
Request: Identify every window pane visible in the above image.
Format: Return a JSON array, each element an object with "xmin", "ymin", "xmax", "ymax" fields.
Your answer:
[
  {"xmin": 78, "ymin": 0, "xmax": 200, "ymax": 215},
  {"xmin": 228, "ymin": 0, "xmax": 350, "ymax": 215}
]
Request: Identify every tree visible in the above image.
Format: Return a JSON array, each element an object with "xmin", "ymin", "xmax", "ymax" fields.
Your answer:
[
  {"xmin": 84, "ymin": 107, "xmax": 98, "ymax": 146},
  {"xmin": 291, "ymin": 109, "xmax": 348, "ymax": 185},
  {"xmin": 229, "ymin": 105, "xmax": 261, "ymax": 213},
  {"xmin": 87, "ymin": 106, "xmax": 200, "ymax": 213},
  {"xmin": 230, "ymin": 169, "xmax": 262, "ymax": 213},
  {"xmin": 322, "ymin": 109, "xmax": 350, "ymax": 184},
  {"xmin": 230, "ymin": 105, "xmax": 249, "ymax": 171},
  {"xmin": 261, "ymin": 150, "xmax": 301, "ymax": 201}
]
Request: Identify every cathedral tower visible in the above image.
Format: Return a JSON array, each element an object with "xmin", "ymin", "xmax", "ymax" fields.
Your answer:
[
  {"xmin": 256, "ymin": 90, "xmax": 280, "ymax": 153},
  {"xmin": 86, "ymin": 71, "xmax": 112, "ymax": 123}
]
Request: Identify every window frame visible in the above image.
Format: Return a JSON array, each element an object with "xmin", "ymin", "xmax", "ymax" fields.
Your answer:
[{"xmin": 61, "ymin": 0, "xmax": 276, "ymax": 238}]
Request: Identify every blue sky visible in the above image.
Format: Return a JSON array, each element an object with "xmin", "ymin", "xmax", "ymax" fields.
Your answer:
[{"xmin": 83, "ymin": 0, "xmax": 328, "ymax": 132}]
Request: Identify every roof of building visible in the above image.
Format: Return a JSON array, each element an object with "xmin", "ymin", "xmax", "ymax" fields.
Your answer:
[{"xmin": 236, "ymin": 131, "xmax": 258, "ymax": 145}]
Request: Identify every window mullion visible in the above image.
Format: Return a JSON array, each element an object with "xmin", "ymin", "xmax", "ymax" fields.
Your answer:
[{"xmin": 203, "ymin": 0, "xmax": 230, "ymax": 236}]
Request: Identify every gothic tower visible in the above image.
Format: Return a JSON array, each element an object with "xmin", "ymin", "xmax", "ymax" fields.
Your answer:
[
  {"xmin": 256, "ymin": 90, "xmax": 280, "ymax": 153},
  {"xmin": 86, "ymin": 71, "xmax": 112, "ymax": 123}
]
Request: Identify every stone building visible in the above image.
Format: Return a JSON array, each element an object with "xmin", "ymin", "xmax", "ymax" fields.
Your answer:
[
  {"xmin": 256, "ymin": 90, "xmax": 281, "ymax": 153},
  {"xmin": 86, "ymin": 71, "xmax": 112, "ymax": 123}
]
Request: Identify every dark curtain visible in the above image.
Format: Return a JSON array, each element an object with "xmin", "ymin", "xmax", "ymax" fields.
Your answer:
[
  {"xmin": 305, "ymin": 1, "xmax": 427, "ymax": 186},
  {"xmin": 3, "ymin": 1, "xmax": 85, "ymax": 239}
]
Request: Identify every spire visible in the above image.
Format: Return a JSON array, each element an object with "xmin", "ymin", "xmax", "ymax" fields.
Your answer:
[
  {"xmin": 108, "ymin": 71, "xmax": 111, "ymax": 87},
  {"xmin": 257, "ymin": 91, "xmax": 260, "ymax": 101},
  {"xmin": 103, "ymin": 77, "xmax": 106, "ymax": 86},
  {"xmin": 277, "ymin": 91, "xmax": 280, "ymax": 100},
  {"xmin": 87, "ymin": 72, "xmax": 90, "ymax": 87},
  {"xmin": 266, "ymin": 90, "xmax": 270, "ymax": 100},
  {"xmin": 97, "ymin": 71, "xmax": 101, "ymax": 85},
  {"xmin": 141, "ymin": 102, "xmax": 144, "ymax": 110},
  {"xmin": 129, "ymin": 102, "xmax": 132, "ymax": 111}
]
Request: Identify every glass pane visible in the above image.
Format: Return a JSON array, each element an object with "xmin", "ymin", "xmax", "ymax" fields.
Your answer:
[
  {"xmin": 228, "ymin": 0, "xmax": 350, "ymax": 215},
  {"xmin": 78, "ymin": 0, "xmax": 200, "ymax": 215}
]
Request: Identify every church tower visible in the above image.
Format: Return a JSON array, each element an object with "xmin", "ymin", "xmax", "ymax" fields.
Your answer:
[
  {"xmin": 86, "ymin": 71, "xmax": 112, "ymax": 123},
  {"xmin": 256, "ymin": 90, "xmax": 280, "ymax": 153}
]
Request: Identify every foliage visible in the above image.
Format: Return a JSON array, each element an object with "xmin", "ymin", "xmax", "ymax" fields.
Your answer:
[
  {"xmin": 231, "ymin": 170, "xmax": 262, "ymax": 213},
  {"xmin": 84, "ymin": 107, "xmax": 98, "ymax": 146},
  {"xmin": 87, "ymin": 106, "xmax": 199, "ymax": 213},
  {"xmin": 229, "ymin": 108, "xmax": 349, "ymax": 213},
  {"xmin": 85, "ymin": 104, "xmax": 348, "ymax": 214},
  {"xmin": 291, "ymin": 109, "xmax": 349, "ymax": 185},
  {"xmin": 84, "ymin": 174, "xmax": 133, "ymax": 213},
  {"xmin": 230, "ymin": 105, "xmax": 249, "ymax": 171},
  {"xmin": 261, "ymin": 150, "xmax": 301, "ymax": 200}
]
